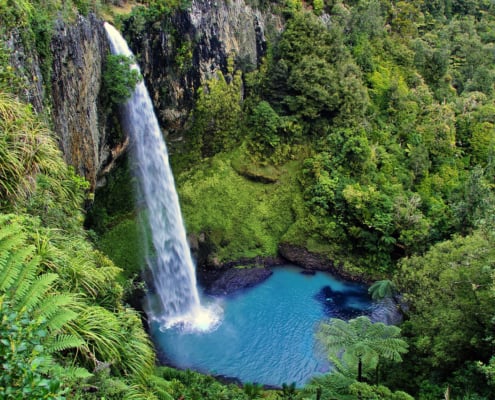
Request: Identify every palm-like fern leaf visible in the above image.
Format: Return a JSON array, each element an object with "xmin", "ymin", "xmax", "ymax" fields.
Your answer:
[
  {"xmin": 318, "ymin": 316, "xmax": 408, "ymax": 383},
  {"xmin": 45, "ymin": 334, "xmax": 85, "ymax": 352},
  {"xmin": 39, "ymin": 293, "xmax": 79, "ymax": 331},
  {"xmin": 15, "ymin": 272, "xmax": 58, "ymax": 310},
  {"xmin": 368, "ymin": 279, "xmax": 396, "ymax": 300}
]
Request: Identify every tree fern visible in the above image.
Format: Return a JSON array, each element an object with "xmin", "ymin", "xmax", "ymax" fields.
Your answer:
[
  {"xmin": 317, "ymin": 316, "xmax": 408, "ymax": 383},
  {"xmin": 368, "ymin": 279, "xmax": 397, "ymax": 301}
]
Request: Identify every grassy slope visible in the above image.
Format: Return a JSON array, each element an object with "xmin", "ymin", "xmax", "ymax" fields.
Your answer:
[{"xmin": 177, "ymin": 150, "xmax": 300, "ymax": 262}]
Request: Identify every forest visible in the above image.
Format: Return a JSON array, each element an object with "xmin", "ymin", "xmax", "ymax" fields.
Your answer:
[{"xmin": 0, "ymin": 0, "xmax": 494, "ymax": 398}]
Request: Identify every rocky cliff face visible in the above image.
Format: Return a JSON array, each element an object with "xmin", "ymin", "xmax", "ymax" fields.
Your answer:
[
  {"xmin": 5, "ymin": 13, "xmax": 127, "ymax": 192},
  {"xmin": 123, "ymin": 0, "xmax": 283, "ymax": 135},
  {"xmin": 50, "ymin": 14, "xmax": 127, "ymax": 191},
  {"xmin": 5, "ymin": 29, "xmax": 45, "ymax": 114}
]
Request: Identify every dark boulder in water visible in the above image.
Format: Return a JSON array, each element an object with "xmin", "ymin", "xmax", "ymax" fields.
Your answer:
[
  {"xmin": 205, "ymin": 268, "xmax": 273, "ymax": 296},
  {"xmin": 314, "ymin": 285, "xmax": 371, "ymax": 320},
  {"xmin": 301, "ymin": 269, "xmax": 316, "ymax": 275}
]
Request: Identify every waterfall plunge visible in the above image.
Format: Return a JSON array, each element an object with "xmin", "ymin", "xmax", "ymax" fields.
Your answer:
[{"xmin": 104, "ymin": 23, "xmax": 220, "ymax": 332}]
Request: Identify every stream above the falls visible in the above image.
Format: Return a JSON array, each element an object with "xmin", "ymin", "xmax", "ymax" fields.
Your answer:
[{"xmin": 149, "ymin": 265, "xmax": 384, "ymax": 387}]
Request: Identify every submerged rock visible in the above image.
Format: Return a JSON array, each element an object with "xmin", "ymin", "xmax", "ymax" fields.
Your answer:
[
  {"xmin": 314, "ymin": 285, "xmax": 371, "ymax": 321},
  {"xmin": 205, "ymin": 267, "xmax": 273, "ymax": 296}
]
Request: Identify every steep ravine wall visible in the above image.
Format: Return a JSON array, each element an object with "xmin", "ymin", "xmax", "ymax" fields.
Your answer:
[
  {"xmin": 6, "ymin": 13, "xmax": 127, "ymax": 192},
  {"xmin": 123, "ymin": 0, "xmax": 283, "ymax": 136},
  {"xmin": 50, "ymin": 14, "xmax": 127, "ymax": 191}
]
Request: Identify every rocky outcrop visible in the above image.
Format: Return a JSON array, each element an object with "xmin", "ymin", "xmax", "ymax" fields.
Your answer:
[
  {"xmin": 123, "ymin": 0, "xmax": 283, "ymax": 135},
  {"xmin": 203, "ymin": 267, "xmax": 273, "ymax": 296},
  {"xmin": 4, "ymin": 30, "xmax": 45, "ymax": 113},
  {"xmin": 187, "ymin": 0, "xmax": 278, "ymax": 80},
  {"xmin": 50, "ymin": 14, "xmax": 126, "ymax": 191},
  {"xmin": 278, "ymin": 243, "xmax": 369, "ymax": 282},
  {"xmin": 3, "ymin": 13, "xmax": 128, "ymax": 192}
]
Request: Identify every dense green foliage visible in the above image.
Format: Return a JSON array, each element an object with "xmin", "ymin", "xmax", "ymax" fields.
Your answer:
[
  {"xmin": 390, "ymin": 229, "xmax": 495, "ymax": 398},
  {"xmin": 2, "ymin": 0, "xmax": 495, "ymax": 398},
  {"xmin": 317, "ymin": 316, "xmax": 408, "ymax": 384},
  {"xmin": 177, "ymin": 152, "xmax": 301, "ymax": 262},
  {"xmin": 0, "ymin": 3, "xmax": 283, "ymax": 399},
  {"xmin": 101, "ymin": 54, "xmax": 142, "ymax": 107}
]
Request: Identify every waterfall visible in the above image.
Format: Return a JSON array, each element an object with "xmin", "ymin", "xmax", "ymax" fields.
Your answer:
[{"xmin": 104, "ymin": 23, "xmax": 219, "ymax": 331}]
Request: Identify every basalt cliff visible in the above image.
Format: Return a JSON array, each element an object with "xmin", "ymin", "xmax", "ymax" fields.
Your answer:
[{"xmin": 122, "ymin": 0, "xmax": 282, "ymax": 136}]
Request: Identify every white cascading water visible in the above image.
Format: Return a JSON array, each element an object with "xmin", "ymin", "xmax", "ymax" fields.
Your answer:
[{"xmin": 104, "ymin": 23, "xmax": 220, "ymax": 332}]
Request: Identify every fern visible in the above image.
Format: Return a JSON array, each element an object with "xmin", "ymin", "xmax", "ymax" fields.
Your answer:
[
  {"xmin": 0, "ymin": 218, "xmax": 25, "ymax": 253},
  {"xmin": 45, "ymin": 334, "xmax": 85, "ymax": 352},
  {"xmin": 8, "ymin": 249, "xmax": 40, "ymax": 297},
  {"xmin": 318, "ymin": 316, "xmax": 408, "ymax": 383},
  {"xmin": 0, "ymin": 251, "xmax": 19, "ymax": 291},
  {"xmin": 0, "ymin": 226, "xmax": 31, "ymax": 291},
  {"xmin": 15, "ymin": 272, "xmax": 58, "ymax": 310},
  {"xmin": 46, "ymin": 308, "xmax": 79, "ymax": 333},
  {"xmin": 50, "ymin": 364, "xmax": 93, "ymax": 380},
  {"xmin": 39, "ymin": 293, "xmax": 79, "ymax": 331}
]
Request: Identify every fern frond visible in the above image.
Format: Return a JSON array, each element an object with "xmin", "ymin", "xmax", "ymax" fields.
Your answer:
[
  {"xmin": 45, "ymin": 308, "xmax": 78, "ymax": 332},
  {"xmin": 36, "ymin": 354, "xmax": 56, "ymax": 374},
  {"xmin": 45, "ymin": 334, "xmax": 85, "ymax": 352},
  {"xmin": 14, "ymin": 272, "xmax": 57, "ymax": 310},
  {"xmin": 50, "ymin": 364, "xmax": 93, "ymax": 381},
  {"xmin": 0, "ymin": 251, "xmax": 20, "ymax": 292},
  {"xmin": 64, "ymin": 366, "xmax": 93, "ymax": 380},
  {"xmin": 6, "ymin": 248, "xmax": 39, "ymax": 294},
  {"xmin": 37, "ymin": 292, "xmax": 78, "ymax": 325},
  {"xmin": 0, "ymin": 226, "xmax": 36, "ymax": 293},
  {"xmin": 0, "ymin": 222, "xmax": 25, "ymax": 253}
]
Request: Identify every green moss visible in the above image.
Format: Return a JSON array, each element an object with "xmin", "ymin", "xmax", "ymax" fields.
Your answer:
[
  {"xmin": 98, "ymin": 218, "xmax": 144, "ymax": 282},
  {"xmin": 85, "ymin": 156, "xmax": 144, "ymax": 281},
  {"xmin": 85, "ymin": 156, "xmax": 137, "ymax": 233},
  {"xmin": 230, "ymin": 152, "xmax": 282, "ymax": 183},
  {"xmin": 177, "ymin": 152, "xmax": 303, "ymax": 262}
]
